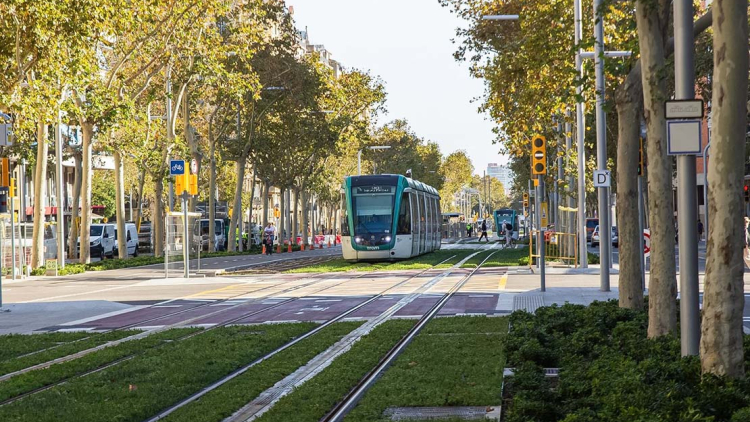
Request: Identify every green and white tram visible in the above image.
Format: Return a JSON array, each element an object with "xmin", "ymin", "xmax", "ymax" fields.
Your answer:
[{"xmin": 341, "ymin": 175, "xmax": 441, "ymax": 261}]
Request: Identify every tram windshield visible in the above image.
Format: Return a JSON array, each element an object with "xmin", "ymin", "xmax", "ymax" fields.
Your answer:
[{"xmin": 352, "ymin": 185, "xmax": 395, "ymax": 243}]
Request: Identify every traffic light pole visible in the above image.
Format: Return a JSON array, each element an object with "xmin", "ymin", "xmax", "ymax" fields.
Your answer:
[
  {"xmin": 593, "ymin": 0, "xmax": 610, "ymax": 292},
  {"xmin": 538, "ymin": 176, "xmax": 546, "ymax": 292}
]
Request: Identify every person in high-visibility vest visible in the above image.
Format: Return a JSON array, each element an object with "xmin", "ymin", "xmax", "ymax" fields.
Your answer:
[{"xmin": 466, "ymin": 223, "xmax": 472, "ymax": 238}]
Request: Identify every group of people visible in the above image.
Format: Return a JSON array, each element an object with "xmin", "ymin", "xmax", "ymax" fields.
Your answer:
[{"xmin": 466, "ymin": 220, "xmax": 514, "ymax": 248}]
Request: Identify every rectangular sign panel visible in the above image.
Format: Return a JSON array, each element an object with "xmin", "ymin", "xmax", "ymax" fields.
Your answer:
[
  {"xmin": 593, "ymin": 170, "xmax": 611, "ymax": 187},
  {"xmin": 170, "ymin": 159, "xmax": 185, "ymax": 176},
  {"xmin": 665, "ymin": 99, "xmax": 704, "ymax": 119},
  {"xmin": 667, "ymin": 120, "xmax": 702, "ymax": 155}
]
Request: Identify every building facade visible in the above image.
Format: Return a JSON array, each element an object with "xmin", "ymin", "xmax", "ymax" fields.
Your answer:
[{"xmin": 487, "ymin": 163, "xmax": 513, "ymax": 195}]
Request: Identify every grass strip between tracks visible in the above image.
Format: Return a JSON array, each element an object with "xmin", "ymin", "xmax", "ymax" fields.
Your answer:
[
  {"xmin": 0, "ymin": 323, "xmax": 318, "ymax": 422},
  {"xmin": 252, "ymin": 319, "xmax": 417, "ymax": 422},
  {"xmin": 285, "ymin": 250, "xmax": 476, "ymax": 274},
  {"xmin": 461, "ymin": 248, "xmax": 527, "ymax": 268},
  {"xmin": 0, "ymin": 330, "xmax": 137, "ymax": 376},
  {"xmin": 0, "ymin": 328, "xmax": 199, "ymax": 403},
  {"xmin": 0, "ymin": 332, "xmax": 92, "ymax": 362},
  {"xmin": 344, "ymin": 316, "xmax": 509, "ymax": 421},
  {"xmin": 161, "ymin": 321, "xmax": 364, "ymax": 422}
]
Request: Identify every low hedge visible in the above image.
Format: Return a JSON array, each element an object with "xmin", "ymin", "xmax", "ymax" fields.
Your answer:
[{"xmin": 503, "ymin": 301, "xmax": 750, "ymax": 422}]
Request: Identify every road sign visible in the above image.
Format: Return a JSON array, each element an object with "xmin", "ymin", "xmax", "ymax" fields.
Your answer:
[
  {"xmin": 665, "ymin": 99, "xmax": 704, "ymax": 119},
  {"xmin": 667, "ymin": 120, "xmax": 702, "ymax": 155},
  {"xmin": 170, "ymin": 160, "xmax": 185, "ymax": 176},
  {"xmin": 190, "ymin": 158, "xmax": 198, "ymax": 174},
  {"xmin": 644, "ymin": 229, "xmax": 651, "ymax": 257},
  {"xmin": 593, "ymin": 170, "xmax": 611, "ymax": 187},
  {"xmin": 0, "ymin": 124, "xmax": 12, "ymax": 146},
  {"xmin": 540, "ymin": 202, "xmax": 548, "ymax": 228}
]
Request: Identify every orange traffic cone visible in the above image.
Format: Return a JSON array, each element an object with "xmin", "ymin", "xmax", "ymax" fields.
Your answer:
[
  {"xmin": 276, "ymin": 244, "xmax": 281, "ymax": 254},
  {"xmin": 262, "ymin": 244, "xmax": 266, "ymax": 254},
  {"xmin": 287, "ymin": 243, "xmax": 292, "ymax": 253},
  {"xmin": 328, "ymin": 239, "xmax": 332, "ymax": 248}
]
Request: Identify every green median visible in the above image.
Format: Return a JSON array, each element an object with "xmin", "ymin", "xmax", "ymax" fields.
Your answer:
[
  {"xmin": 253, "ymin": 319, "xmax": 417, "ymax": 422},
  {"xmin": 0, "ymin": 330, "xmax": 137, "ymax": 377},
  {"xmin": 0, "ymin": 328, "xmax": 198, "ymax": 403},
  {"xmin": 0, "ymin": 331, "xmax": 92, "ymax": 362},
  {"xmin": 344, "ymin": 316, "xmax": 509, "ymax": 421},
  {"xmin": 0, "ymin": 323, "xmax": 317, "ymax": 422},
  {"xmin": 162, "ymin": 321, "xmax": 364, "ymax": 422},
  {"xmin": 286, "ymin": 249, "xmax": 477, "ymax": 273}
]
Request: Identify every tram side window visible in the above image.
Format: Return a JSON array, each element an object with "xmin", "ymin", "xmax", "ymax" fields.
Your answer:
[
  {"xmin": 397, "ymin": 193, "xmax": 411, "ymax": 234},
  {"xmin": 340, "ymin": 192, "xmax": 350, "ymax": 236},
  {"xmin": 419, "ymin": 193, "xmax": 426, "ymax": 229}
]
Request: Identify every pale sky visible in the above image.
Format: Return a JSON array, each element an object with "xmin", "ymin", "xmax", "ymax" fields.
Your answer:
[{"xmin": 289, "ymin": 0, "xmax": 508, "ymax": 176}]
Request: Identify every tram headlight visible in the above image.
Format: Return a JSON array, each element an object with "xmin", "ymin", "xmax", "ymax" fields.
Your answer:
[
  {"xmin": 354, "ymin": 236, "xmax": 363, "ymax": 244},
  {"xmin": 384, "ymin": 236, "xmax": 391, "ymax": 242}
]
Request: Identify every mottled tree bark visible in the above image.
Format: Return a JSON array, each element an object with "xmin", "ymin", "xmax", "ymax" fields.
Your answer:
[
  {"xmin": 700, "ymin": 0, "xmax": 748, "ymax": 378},
  {"xmin": 67, "ymin": 152, "xmax": 82, "ymax": 259},
  {"xmin": 114, "ymin": 151, "xmax": 127, "ymax": 259},
  {"xmin": 79, "ymin": 123, "xmax": 94, "ymax": 264},
  {"xmin": 31, "ymin": 122, "xmax": 48, "ymax": 269},
  {"xmin": 635, "ymin": 0, "xmax": 677, "ymax": 337},
  {"xmin": 615, "ymin": 65, "xmax": 644, "ymax": 309}
]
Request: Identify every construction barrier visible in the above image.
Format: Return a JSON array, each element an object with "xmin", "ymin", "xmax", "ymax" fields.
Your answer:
[{"xmin": 529, "ymin": 230, "xmax": 578, "ymax": 268}]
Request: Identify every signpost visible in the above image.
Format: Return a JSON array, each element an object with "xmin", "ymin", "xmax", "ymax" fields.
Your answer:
[
  {"xmin": 171, "ymin": 158, "xmax": 196, "ymax": 278},
  {"xmin": 170, "ymin": 160, "xmax": 185, "ymax": 176}
]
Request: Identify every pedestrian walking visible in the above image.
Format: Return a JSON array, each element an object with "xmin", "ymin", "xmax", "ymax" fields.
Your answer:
[
  {"xmin": 264, "ymin": 223, "xmax": 275, "ymax": 255},
  {"xmin": 478, "ymin": 220, "xmax": 489, "ymax": 242},
  {"xmin": 697, "ymin": 219, "xmax": 704, "ymax": 241},
  {"xmin": 466, "ymin": 223, "xmax": 472, "ymax": 238}
]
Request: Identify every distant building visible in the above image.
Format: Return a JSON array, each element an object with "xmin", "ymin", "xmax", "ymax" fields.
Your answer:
[{"xmin": 487, "ymin": 163, "xmax": 513, "ymax": 195}]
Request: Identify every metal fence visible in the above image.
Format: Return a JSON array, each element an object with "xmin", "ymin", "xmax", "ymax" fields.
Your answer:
[{"xmin": 529, "ymin": 230, "xmax": 578, "ymax": 267}]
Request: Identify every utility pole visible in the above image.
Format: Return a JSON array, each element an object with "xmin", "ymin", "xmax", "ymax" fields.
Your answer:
[
  {"xmin": 674, "ymin": 0, "xmax": 700, "ymax": 356},
  {"xmin": 593, "ymin": 0, "xmax": 611, "ymax": 291},
  {"xmin": 55, "ymin": 107, "xmax": 65, "ymax": 269},
  {"xmin": 166, "ymin": 66, "xmax": 174, "ymax": 212},
  {"xmin": 574, "ymin": 0, "xmax": 587, "ymax": 268}
]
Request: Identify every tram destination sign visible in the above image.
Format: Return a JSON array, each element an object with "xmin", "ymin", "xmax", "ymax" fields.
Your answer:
[{"xmin": 355, "ymin": 186, "xmax": 393, "ymax": 194}]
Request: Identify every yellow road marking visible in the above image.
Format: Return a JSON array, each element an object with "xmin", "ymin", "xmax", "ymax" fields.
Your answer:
[
  {"xmin": 498, "ymin": 274, "xmax": 508, "ymax": 290},
  {"xmin": 184, "ymin": 284, "xmax": 243, "ymax": 299}
]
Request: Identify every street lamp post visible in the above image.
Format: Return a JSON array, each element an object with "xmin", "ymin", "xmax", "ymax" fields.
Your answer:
[{"xmin": 357, "ymin": 146, "xmax": 391, "ymax": 175}]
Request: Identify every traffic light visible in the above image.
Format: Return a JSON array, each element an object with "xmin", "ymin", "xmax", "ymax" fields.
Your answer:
[
  {"xmin": 523, "ymin": 193, "xmax": 529, "ymax": 208},
  {"xmin": 531, "ymin": 135, "xmax": 546, "ymax": 175},
  {"xmin": 9, "ymin": 177, "xmax": 16, "ymax": 198},
  {"xmin": 0, "ymin": 157, "xmax": 9, "ymax": 187},
  {"xmin": 745, "ymin": 184, "xmax": 749, "ymax": 203},
  {"xmin": 637, "ymin": 138, "xmax": 644, "ymax": 176}
]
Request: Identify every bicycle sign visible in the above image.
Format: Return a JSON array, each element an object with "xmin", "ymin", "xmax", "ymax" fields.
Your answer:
[{"xmin": 170, "ymin": 160, "xmax": 185, "ymax": 176}]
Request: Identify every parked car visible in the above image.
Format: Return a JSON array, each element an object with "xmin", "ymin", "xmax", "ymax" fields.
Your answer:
[
  {"xmin": 114, "ymin": 223, "xmax": 139, "ymax": 257},
  {"xmin": 586, "ymin": 218, "xmax": 599, "ymax": 243},
  {"xmin": 79, "ymin": 223, "xmax": 116, "ymax": 259},
  {"xmin": 198, "ymin": 219, "xmax": 226, "ymax": 251},
  {"xmin": 591, "ymin": 225, "xmax": 618, "ymax": 248}
]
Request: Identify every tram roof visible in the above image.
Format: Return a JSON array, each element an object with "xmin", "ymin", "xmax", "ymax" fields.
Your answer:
[{"xmin": 346, "ymin": 174, "xmax": 439, "ymax": 197}]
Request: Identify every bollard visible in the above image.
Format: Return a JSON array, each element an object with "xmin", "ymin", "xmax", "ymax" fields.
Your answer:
[
  {"xmin": 288, "ymin": 243, "xmax": 292, "ymax": 253},
  {"xmin": 262, "ymin": 244, "xmax": 266, "ymax": 254},
  {"xmin": 276, "ymin": 244, "xmax": 281, "ymax": 254},
  {"xmin": 301, "ymin": 243, "xmax": 305, "ymax": 251}
]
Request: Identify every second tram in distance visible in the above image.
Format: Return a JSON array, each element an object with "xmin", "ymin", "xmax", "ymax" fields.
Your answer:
[{"xmin": 341, "ymin": 174, "xmax": 441, "ymax": 261}]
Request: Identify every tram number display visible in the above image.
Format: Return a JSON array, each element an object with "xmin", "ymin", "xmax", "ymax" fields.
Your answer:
[{"xmin": 355, "ymin": 186, "xmax": 393, "ymax": 194}]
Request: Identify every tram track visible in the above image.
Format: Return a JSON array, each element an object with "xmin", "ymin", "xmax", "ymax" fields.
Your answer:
[
  {"xmin": 0, "ymin": 272, "xmax": 365, "ymax": 406},
  {"xmin": 320, "ymin": 250, "xmax": 499, "ymax": 422},
  {"xmin": 142, "ymin": 254, "xmax": 463, "ymax": 421},
  {"xmin": 0, "ymin": 256, "xmax": 460, "ymax": 408},
  {"xmin": 0, "ymin": 270, "xmax": 354, "ymax": 384}
]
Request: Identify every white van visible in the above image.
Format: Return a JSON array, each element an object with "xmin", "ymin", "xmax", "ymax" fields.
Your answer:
[
  {"xmin": 79, "ymin": 224, "xmax": 115, "ymax": 259},
  {"xmin": 114, "ymin": 223, "xmax": 139, "ymax": 257}
]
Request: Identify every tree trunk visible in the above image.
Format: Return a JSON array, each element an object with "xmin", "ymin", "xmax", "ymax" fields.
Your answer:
[
  {"xmin": 31, "ymin": 121, "xmax": 48, "ymax": 269},
  {"xmin": 248, "ymin": 164, "xmax": 256, "ymax": 242},
  {"xmin": 67, "ymin": 152, "xmax": 82, "ymax": 259},
  {"xmin": 114, "ymin": 151, "xmax": 127, "ymax": 259},
  {"xmin": 636, "ymin": 0, "xmax": 677, "ymax": 337},
  {"xmin": 615, "ymin": 65, "xmax": 644, "ymax": 310},
  {"xmin": 293, "ymin": 186, "xmax": 299, "ymax": 242},
  {"xmin": 700, "ymin": 0, "xmax": 748, "ymax": 378},
  {"xmin": 262, "ymin": 181, "xmax": 269, "ymax": 228},
  {"xmin": 153, "ymin": 178, "xmax": 164, "ymax": 257},
  {"xmin": 228, "ymin": 158, "xmax": 246, "ymax": 252},
  {"xmin": 133, "ymin": 167, "xmax": 146, "ymax": 230},
  {"xmin": 301, "ymin": 188, "xmax": 309, "ymax": 246},
  {"xmin": 208, "ymin": 130, "xmax": 216, "ymax": 252},
  {"xmin": 79, "ymin": 123, "xmax": 94, "ymax": 264},
  {"xmin": 279, "ymin": 186, "xmax": 286, "ymax": 242}
]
